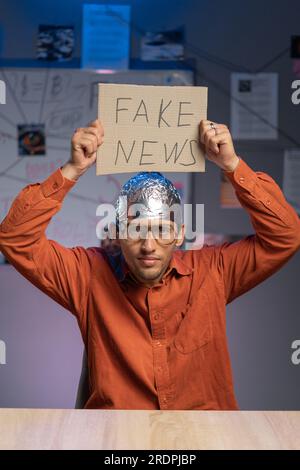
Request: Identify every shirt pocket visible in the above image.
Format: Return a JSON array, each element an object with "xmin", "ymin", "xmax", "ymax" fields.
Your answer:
[{"xmin": 173, "ymin": 289, "xmax": 212, "ymax": 354}]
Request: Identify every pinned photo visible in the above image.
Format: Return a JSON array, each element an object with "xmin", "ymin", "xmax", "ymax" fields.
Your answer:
[
  {"xmin": 37, "ymin": 25, "xmax": 74, "ymax": 61},
  {"xmin": 238, "ymin": 79, "xmax": 252, "ymax": 93},
  {"xmin": 18, "ymin": 124, "xmax": 46, "ymax": 156},
  {"xmin": 141, "ymin": 28, "xmax": 185, "ymax": 61}
]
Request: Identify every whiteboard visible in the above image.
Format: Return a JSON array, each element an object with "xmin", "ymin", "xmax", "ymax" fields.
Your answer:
[{"xmin": 0, "ymin": 68, "xmax": 194, "ymax": 248}]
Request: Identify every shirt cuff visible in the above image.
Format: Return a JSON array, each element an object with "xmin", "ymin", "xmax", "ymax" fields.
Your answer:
[
  {"xmin": 40, "ymin": 167, "xmax": 77, "ymax": 201},
  {"xmin": 223, "ymin": 157, "xmax": 257, "ymax": 193}
]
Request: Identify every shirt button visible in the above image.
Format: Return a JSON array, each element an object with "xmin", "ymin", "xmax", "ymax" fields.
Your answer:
[
  {"xmin": 153, "ymin": 313, "xmax": 160, "ymax": 321},
  {"xmin": 154, "ymin": 341, "xmax": 161, "ymax": 347},
  {"xmin": 266, "ymin": 199, "xmax": 271, "ymax": 205},
  {"xmin": 157, "ymin": 366, "xmax": 162, "ymax": 373},
  {"xmin": 239, "ymin": 177, "xmax": 245, "ymax": 183},
  {"xmin": 52, "ymin": 182, "xmax": 58, "ymax": 189}
]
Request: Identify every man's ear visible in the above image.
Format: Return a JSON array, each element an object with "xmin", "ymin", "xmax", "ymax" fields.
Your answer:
[{"xmin": 175, "ymin": 224, "xmax": 185, "ymax": 247}]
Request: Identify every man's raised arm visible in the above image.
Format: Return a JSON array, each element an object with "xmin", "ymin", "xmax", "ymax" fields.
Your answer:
[
  {"xmin": 0, "ymin": 119, "xmax": 104, "ymax": 320},
  {"xmin": 198, "ymin": 120, "xmax": 300, "ymax": 304}
]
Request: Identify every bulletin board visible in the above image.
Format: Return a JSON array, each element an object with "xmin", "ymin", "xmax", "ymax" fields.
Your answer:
[{"xmin": 0, "ymin": 67, "xmax": 194, "ymax": 248}]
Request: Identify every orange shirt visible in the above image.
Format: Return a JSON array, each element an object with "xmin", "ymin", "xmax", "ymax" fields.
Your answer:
[{"xmin": 0, "ymin": 158, "xmax": 300, "ymax": 410}]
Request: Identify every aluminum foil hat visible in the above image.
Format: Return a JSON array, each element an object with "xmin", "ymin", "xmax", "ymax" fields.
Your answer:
[{"xmin": 115, "ymin": 172, "xmax": 182, "ymax": 227}]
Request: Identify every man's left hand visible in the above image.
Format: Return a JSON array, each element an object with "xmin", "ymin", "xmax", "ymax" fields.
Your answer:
[{"xmin": 199, "ymin": 120, "xmax": 240, "ymax": 172}]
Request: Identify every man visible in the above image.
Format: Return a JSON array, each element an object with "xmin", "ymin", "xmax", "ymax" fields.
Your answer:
[{"xmin": 0, "ymin": 119, "xmax": 299, "ymax": 410}]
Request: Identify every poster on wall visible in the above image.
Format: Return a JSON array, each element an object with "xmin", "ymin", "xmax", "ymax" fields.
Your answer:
[
  {"xmin": 81, "ymin": 4, "xmax": 131, "ymax": 70},
  {"xmin": 230, "ymin": 73, "xmax": 278, "ymax": 140},
  {"xmin": 37, "ymin": 25, "xmax": 75, "ymax": 61},
  {"xmin": 140, "ymin": 28, "xmax": 185, "ymax": 61}
]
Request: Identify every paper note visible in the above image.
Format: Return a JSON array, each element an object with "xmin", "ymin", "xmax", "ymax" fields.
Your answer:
[
  {"xmin": 81, "ymin": 4, "xmax": 130, "ymax": 70},
  {"xmin": 231, "ymin": 73, "xmax": 278, "ymax": 140}
]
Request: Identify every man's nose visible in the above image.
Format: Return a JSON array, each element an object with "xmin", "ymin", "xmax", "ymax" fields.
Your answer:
[{"xmin": 141, "ymin": 232, "xmax": 156, "ymax": 251}]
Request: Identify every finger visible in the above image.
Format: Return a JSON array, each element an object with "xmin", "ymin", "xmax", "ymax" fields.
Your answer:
[
  {"xmin": 201, "ymin": 126, "xmax": 220, "ymax": 147},
  {"xmin": 200, "ymin": 121, "xmax": 228, "ymax": 132},
  {"xmin": 73, "ymin": 132, "xmax": 97, "ymax": 145},
  {"xmin": 73, "ymin": 136, "xmax": 98, "ymax": 156},
  {"xmin": 88, "ymin": 152, "xmax": 97, "ymax": 164},
  {"xmin": 205, "ymin": 131, "xmax": 220, "ymax": 153},
  {"xmin": 203, "ymin": 130, "xmax": 218, "ymax": 152},
  {"xmin": 199, "ymin": 121, "xmax": 219, "ymax": 143},
  {"xmin": 82, "ymin": 136, "xmax": 98, "ymax": 156},
  {"xmin": 201, "ymin": 120, "xmax": 228, "ymax": 128},
  {"xmin": 201, "ymin": 123, "xmax": 229, "ymax": 144},
  {"xmin": 208, "ymin": 131, "xmax": 230, "ymax": 153},
  {"xmin": 199, "ymin": 120, "xmax": 210, "ymax": 141},
  {"xmin": 73, "ymin": 127, "xmax": 83, "ymax": 135},
  {"xmin": 89, "ymin": 119, "xmax": 104, "ymax": 136},
  {"xmin": 82, "ymin": 127, "xmax": 103, "ymax": 146},
  {"xmin": 199, "ymin": 119, "xmax": 218, "ymax": 130},
  {"xmin": 200, "ymin": 119, "xmax": 213, "ymax": 127},
  {"xmin": 72, "ymin": 133, "xmax": 96, "ymax": 149},
  {"xmin": 203, "ymin": 128, "xmax": 217, "ymax": 146},
  {"xmin": 214, "ymin": 124, "xmax": 229, "ymax": 134}
]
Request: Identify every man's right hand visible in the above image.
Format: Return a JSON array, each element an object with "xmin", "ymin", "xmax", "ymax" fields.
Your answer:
[{"xmin": 62, "ymin": 119, "xmax": 104, "ymax": 181}]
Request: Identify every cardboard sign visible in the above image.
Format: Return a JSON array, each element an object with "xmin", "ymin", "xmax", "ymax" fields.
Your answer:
[{"xmin": 97, "ymin": 83, "xmax": 207, "ymax": 175}]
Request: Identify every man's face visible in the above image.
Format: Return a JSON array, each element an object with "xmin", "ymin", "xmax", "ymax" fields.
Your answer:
[{"xmin": 118, "ymin": 217, "xmax": 185, "ymax": 287}]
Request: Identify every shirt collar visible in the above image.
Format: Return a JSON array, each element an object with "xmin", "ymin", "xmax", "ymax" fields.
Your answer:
[{"xmin": 165, "ymin": 250, "xmax": 193, "ymax": 278}]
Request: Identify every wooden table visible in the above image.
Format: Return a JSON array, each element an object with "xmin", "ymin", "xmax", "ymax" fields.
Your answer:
[{"xmin": 0, "ymin": 409, "xmax": 299, "ymax": 450}]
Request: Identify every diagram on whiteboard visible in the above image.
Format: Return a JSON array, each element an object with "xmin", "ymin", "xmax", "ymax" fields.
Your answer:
[{"xmin": 0, "ymin": 68, "xmax": 194, "ymax": 248}]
